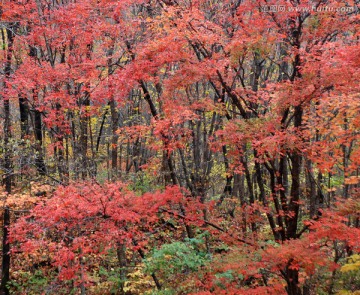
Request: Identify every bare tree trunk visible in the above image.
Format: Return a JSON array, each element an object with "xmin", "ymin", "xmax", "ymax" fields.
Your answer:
[
  {"xmin": 110, "ymin": 99, "xmax": 119, "ymax": 180},
  {"xmin": 287, "ymin": 106, "xmax": 303, "ymax": 239},
  {"xmin": 79, "ymin": 96, "xmax": 89, "ymax": 179},
  {"xmin": 117, "ymin": 243, "xmax": 127, "ymax": 294},
  {"xmin": 284, "ymin": 263, "xmax": 302, "ymax": 295},
  {"xmin": 2, "ymin": 25, "xmax": 15, "ymax": 194},
  {"xmin": 18, "ymin": 95, "xmax": 29, "ymax": 178},
  {"xmin": 0, "ymin": 208, "xmax": 10, "ymax": 295},
  {"xmin": 19, "ymin": 96, "xmax": 29, "ymax": 139},
  {"xmin": 33, "ymin": 104, "xmax": 46, "ymax": 175},
  {"xmin": 306, "ymin": 160, "xmax": 317, "ymax": 218}
]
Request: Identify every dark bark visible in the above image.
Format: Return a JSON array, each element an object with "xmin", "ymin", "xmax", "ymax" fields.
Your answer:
[
  {"xmin": 284, "ymin": 264, "xmax": 302, "ymax": 295},
  {"xmin": 287, "ymin": 105, "xmax": 303, "ymax": 239},
  {"xmin": 268, "ymin": 166, "xmax": 286, "ymax": 241},
  {"xmin": 3, "ymin": 96, "xmax": 12, "ymax": 193},
  {"xmin": 241, "ymin": 155, "xmax": 257, "ymax": 231},
  {"xmin": 254, "ymin": 159, "xmax": 279, "ymax": 241},
  {"xmin": 306, "ymin": 160, "xmax": 317, "ymax": 217},
  {"xmin": 19, "ymin": 96, "xmax": 29, "ymax": 139},
  {"xmin": 79, "ymin": 96, "xmax": 90, "ymax": 179},
  {"xmin": 33, "ymin": 106, "xmax": 46, "ymax": 175},
  {"xmin": 0, "ymin": 208, "xmax": 10, "ymax": 295},
  {"xmin": 54, "ymin": 104, "xmax": 68, "ymax": 183},
  {"xmin": 117, "ymin": 243, "xmax": 127, "ymax": 294},
  {"xmin": 110, "ymin": 99, "xmax": 119, "ymax": 180},
  {"xmin": 95, "ymin": 108, "xmax": 108, "ymax": 153},
  {"xmin": 217, "ymin": 146, "xmax": 233, "ymax": 205},
  {"xmin": 2, "ymin": 25, "xmax": 16, "ymax": 194}
]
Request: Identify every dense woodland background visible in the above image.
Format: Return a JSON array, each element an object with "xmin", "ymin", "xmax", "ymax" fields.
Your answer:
[{"xmin": 0, "ymin": 0, "xmax": 360, "ymax": 294}]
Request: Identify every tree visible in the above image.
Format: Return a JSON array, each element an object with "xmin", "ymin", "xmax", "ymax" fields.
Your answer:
[{"xmin": 1, "ymin": 0, "xmax": 359, "ymax": 294}]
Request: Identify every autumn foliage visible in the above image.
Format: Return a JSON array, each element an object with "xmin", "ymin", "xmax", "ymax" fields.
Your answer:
[{"xmin": 1, "ymin": 0, "xmax": 360, "ymax": 294}]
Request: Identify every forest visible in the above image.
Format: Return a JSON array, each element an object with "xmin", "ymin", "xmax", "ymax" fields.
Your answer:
[{"xmin": 0, "ymin": 0, "xmax": 359, "ymax": 294}]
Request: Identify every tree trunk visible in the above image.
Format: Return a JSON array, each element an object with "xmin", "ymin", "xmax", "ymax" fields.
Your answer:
[
  {"xmin": 0, "ymin": 208, "xmax": 10, "ymax": 295},
  {"xmin": 284, "ymin": 265, "xmax": 302, "ymax": 295},
  {"xmin": 110, "ymin": 99, "xmax": 119, "ymax": 180},
  {"xmin": 79, "ymin": 96, "xmax": 89, "ymax": 179},
  {"xmin": 2, "ymin": 25, "xmax": 15, "ymax": 193},
  {"xmin": 33, "ymin": 106, "xmax": 46, "ymax": 175},
  {"xmin": 19, "ymin": 96, "xmax": 29, "ymax": 139}
]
